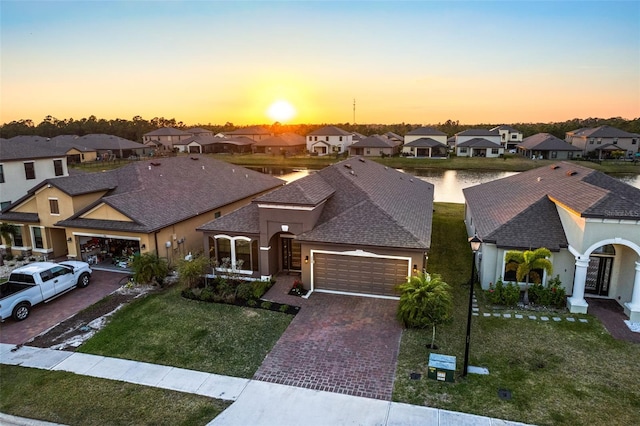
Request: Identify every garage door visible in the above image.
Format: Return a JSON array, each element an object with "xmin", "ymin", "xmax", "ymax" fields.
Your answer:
[{"xmin": 313, "ymin": 253, "xmax": 409, "ymax": 297}]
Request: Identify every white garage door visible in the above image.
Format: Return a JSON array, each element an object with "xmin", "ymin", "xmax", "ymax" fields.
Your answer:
[{"xmin": 313, "ymin": 253, "xmax": 409, "ymax": 297}]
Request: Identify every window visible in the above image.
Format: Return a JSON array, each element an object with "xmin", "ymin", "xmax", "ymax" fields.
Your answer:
[
  {"xmin": 0, "ymin": 164, "xmax": 4, "ymax": 183},
  {"xmin": 511, "ymin": 134, "xmax": 518, "ymax": 139},
  {"xmin": 459, "ymin": 147, "xmax": 468, "ymax": 153},
  {"xmin": 214, "ymin": 236, "xmax": 258, "ymax": 272},
  {"xmin": 24, "ymin": 162, "xmax": 35, "ymax": 180},
  {"xmin": 502, "ymin": 134, "xmax": 506, "ymax": 141},
  {"xmin": 214, "ymin": 211, "xmax": 221, "ymax": 219},
  {"xmin": 54, "ymin": 159, "xmax": 64, "ymax": 176},
  {"xmin": 504, "ymin": 260, "xmax": 544, "ymax": 284},
  {"xmin": 49, "ymin": 199, "xmax": 60, "ymax": 215},
  {"xmin": 366, "ymin": 149, "xmax": 371, "ymax": 154},
  {"xmin": 13, "ymin": 227, "xmax": 23, "ymax": 247},
  {"xmin": 325, "ymin": 136, "xmax": 329, "ymax": 141},
  {"xmin": 314, "ymin": 136, "xmax": 317, "ymax": 141},
  {"xmin": 491, "ymin": 148, "xmax": 499, "ymax": 155},
  {"xmin": 632, "ymin": 139, "xmax": 637, "ymax": 145},
  {"xmin": 551, "ymin": 151, "xmax": 557, "ymax": 159},
  {"xmin": 339, "ymin": 136, "xmax": 343, "ymax": 141},
  {"xmin": 613, "ymin": 138, "xmax": 618, "ymax": 145},
  {"xmin": 589, "ymin": 139, "xmax": 594, "ymax": 144},
  {"xmin": 33, "ymin": 227, "xmax": 44, "ymax": 249}
]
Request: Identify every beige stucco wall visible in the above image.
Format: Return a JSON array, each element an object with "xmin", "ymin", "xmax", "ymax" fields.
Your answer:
[{"xmin": 82, "ymin": 203, "xmax": 133, "ymax": 222}]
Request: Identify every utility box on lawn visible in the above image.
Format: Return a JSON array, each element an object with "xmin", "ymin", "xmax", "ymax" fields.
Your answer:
[{"xmin": 427, "ymin": 353, "xmax": 456, "ymax": 383}]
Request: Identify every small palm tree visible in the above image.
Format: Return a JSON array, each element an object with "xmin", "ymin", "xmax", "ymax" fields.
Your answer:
[
  {"xmin": 505, "ymin": 248, "xmax": 553, "ymax": 305},
  {"xmin": 0, "ymin": 222, "xmax": 18, "ymax": 266},
  {"xmin": 396, "ymin": 272, "xmax": 453, "ymax": 349},
  {"xmin": 130, "ymin": 252, "xmax": 169, "ymax": 285}
]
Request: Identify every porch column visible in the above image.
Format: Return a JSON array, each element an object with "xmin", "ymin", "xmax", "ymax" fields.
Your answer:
[
  {"xmin": 567, "ymin": 256, "xmax": 590, "ymax": 314},
  {"xmin": 624, "ymin": 261, "xmax": 640, "ymax": 322}
]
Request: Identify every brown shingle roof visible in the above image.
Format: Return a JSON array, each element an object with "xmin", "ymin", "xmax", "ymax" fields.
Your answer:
[
  {"xmin": 464, "ymin": 162, "xmax": 640, "ymax": 249},
  {"xmin": 349, "ymin": 135, "xmax": 395, "ymax": 148},
  {"xmin": 307, "ymin": 126, "xmax": 351, "ymax": 137},
  {"xmin": 252, "ymin": 133, "xmax": 305, "ymax": 147},
  {"xmin": 518, "ymin": 133, "xmax": 581, "ymax": 151},
  {"xmin": 405, "ymin": 127, "xmax": 447, "ymax": 136},
  {"xmin": 568, "ymin": 125, "xmax": 639, "ymax": 138},
  {"xmin": 404, "ymin": 137, "xmax": 446, "ymax": 148},
  {"xmin": 144, "ymin": 127, "xmax": 193, "ymax": 137},
  {"xmin": 457, "ymin": 138, "xmax": 501, "ymax": 148}
]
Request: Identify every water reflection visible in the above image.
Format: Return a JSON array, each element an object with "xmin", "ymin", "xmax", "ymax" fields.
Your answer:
[{"xmin": 252, "ymin": 166, "xmax": 640, "ymax": 204}]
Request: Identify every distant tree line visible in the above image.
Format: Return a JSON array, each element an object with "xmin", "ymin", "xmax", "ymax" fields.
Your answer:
[{"xmin": 1, "ymin": 115, "xmax": 638, "ymax": 142}]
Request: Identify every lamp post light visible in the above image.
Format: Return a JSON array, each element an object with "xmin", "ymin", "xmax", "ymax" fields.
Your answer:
[{"xmin": 463, "ymin": 234, "xmax": 482, "ymax": 377}]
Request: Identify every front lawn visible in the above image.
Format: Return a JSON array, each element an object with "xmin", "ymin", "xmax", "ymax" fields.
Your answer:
[
  {"xmin": 79, "ymin": 286, "xmax": 293, "ymax": 378},
  {"xmin": 393, "ymin": 203, "xmax": 640, "ymax": 426},
  {"xmin": 1, "ymin": 365, "xmax": 228, "ymax": 425}
]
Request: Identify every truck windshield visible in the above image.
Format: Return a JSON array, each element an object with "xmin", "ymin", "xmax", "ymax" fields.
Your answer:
[{"xmin": 8, "ymin": 273, "xmax": 36, "ymax": 284}]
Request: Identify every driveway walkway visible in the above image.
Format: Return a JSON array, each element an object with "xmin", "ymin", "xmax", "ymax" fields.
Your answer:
[
  {"xmin": 0, "ymin": 270, "xmax": 124, "ymax": 345},
  {"xmin": 256, "ymin": 275, "xmax": 402, "ymax": 400}
]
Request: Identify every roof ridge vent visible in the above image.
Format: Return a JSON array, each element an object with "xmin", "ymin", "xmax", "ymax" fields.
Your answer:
[
  {"xmin": 190, "ymin": 157, "xmax": 199, "ymax": 160},
  {"xmin": 566, "ymin": 170, "xmax": 578, "ymax": 176}
]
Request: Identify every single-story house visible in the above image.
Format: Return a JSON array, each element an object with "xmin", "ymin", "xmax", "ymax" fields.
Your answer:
[
  {"xmin": 212, "ymin": 137, "xmax": 255, "ymax": 154},
  {"xmin": 402, "ymin": 138, "xmax": 448, "ymax": 158},
  {"xmin": 252, "ymin": 133, "xmax": 306, "ymax": 155},
  {"xmin": 0, "ymin": 156, "xmax": 284, "ymax": 266},
  {"xmin": 517, "ymin": 133, "xmax": 582, "ymax": 160},
  {"xmin": 463, "ymin": 162, "xmax": 640, "ymax": 321},
  {"xmin": 349, "ymin": 135, "xmax": 399, "ymax": 157},
  {"xmin": 456, "ymin": 138, "xmax": 504, "ymax": 157},
  {"xmin": 198, "ymin": 157, "xmax": 434, "ymax": 299}
]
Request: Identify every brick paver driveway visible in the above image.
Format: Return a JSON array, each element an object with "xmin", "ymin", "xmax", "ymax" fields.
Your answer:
[
  {"xmin": 255, "ymin": 280, "xmax": 403, "ymax": 400},
  {"xmin": 0, "ymin": 270, "xmax": 124, "ymax": 345}
]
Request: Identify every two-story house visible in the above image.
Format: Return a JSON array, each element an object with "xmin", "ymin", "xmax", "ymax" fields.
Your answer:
[
  {"xmin": 491, "ymin": 125, "xmax": 523, "ymax": 150},
  {"xmin": 402, "ymin": 127, "xmax": 448, "ymax": 158},
  {"xmin": 0, "ymin": 137, "xmax": 73, "ymax": 210},
  {"xmin": 306, "ymin": 126, "xmax": 353, "ymax": 155},
  {"xmin": 454, "ymin": 129, "xmax": 503, "ymax": 158},
  {"xmin": 224, "ymin": 126, "xmax": 272, "ymax": 142},
  {"xmin": 0, "ymin": 156, "xmax": 283, "ymax": 264},
  {"xmin": 565, "ymin": 125, "xmax": 639, "ymax": 159},
  {"xmin": 143, "ymin": 127, "xmax": 193, "ymax": 153}
]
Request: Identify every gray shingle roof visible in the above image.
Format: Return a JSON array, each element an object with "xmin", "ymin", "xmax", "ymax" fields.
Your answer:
[
  {"xmin": 457, "ymin": 138, "xmax": 501, "ymax": 148},
  {"xmin": 0, "ymin": 136, "xmax": 70, "ymax": 161},
  {"xmin": 197, "ymin": 203, "xmax": 261, "ymax": 234},
  {"xmin": 464, "ymin": 162, "xmax": 640, "ymax": 249},
  {"xmin": 568, "ymin": 125, "xmax": 639, "ymax": 138},
  {"xmin": 51, "ymin": 134, "xmax": 146, "ymax": 150},
  {"xmin": 51, "ymin": 156, "xmax": 284, "ymax": 233},
  {"xmin": 518, "ymin": 133, "xmax": 581, "ymax": 151},
  {"xmin": 255, "ymin": 172, "xmax": 335, "ymax": 206},
  {"xmin": 350, "ymin": 135, "xmax": 395, "ymax": 148},
  {"xmin": 226, "ymin": 126, "xmax": 271, "ymax": 136},
  {"xmin": 307, "ymin": 126, "xmax": 351, "ymax": 137},
  {"xmin": 144, "ymin": 127, "xmax": 193, "ymax": 137},
  {"xmin": 252, "ymin": 133, "xmax": 306, "ymax": 147},
  {"xmin": 457, "ymin": 129, "xmax": 499, "ymax": 137},
  {"xmin": 403, "ymin": 137, "xmax": 446, "ymax": 148},
  {"xmin": 491, "ymin": 125, "xmax": 520, "ymax": 133},
  {"xmin": 405, "ymin": 127, "xmax": 447, "ymax": 136}
]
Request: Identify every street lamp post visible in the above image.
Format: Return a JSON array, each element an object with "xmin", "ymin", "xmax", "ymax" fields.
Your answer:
[{"xmin": 463, "ymin": 234, "xmax": 482, "ymax": 377}]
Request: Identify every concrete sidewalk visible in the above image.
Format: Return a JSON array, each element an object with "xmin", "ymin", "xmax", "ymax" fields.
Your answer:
[{"xmin": 1, "ymin": 343, "xmax": 532, "ymax": 426}]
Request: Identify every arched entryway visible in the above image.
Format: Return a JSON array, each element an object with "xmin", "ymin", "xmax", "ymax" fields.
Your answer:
[{"xmin": 585, "ymin": 244, "xmax": 615, "ymax": 297}]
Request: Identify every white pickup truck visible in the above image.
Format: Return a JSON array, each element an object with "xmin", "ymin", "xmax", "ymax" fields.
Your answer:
[{"xmin": 0, "ymin": 261, "xmax": 92, "ymax": 322}]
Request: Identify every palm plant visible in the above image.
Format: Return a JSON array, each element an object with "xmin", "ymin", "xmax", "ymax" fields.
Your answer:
[
  {"xmin": 0, "ymin": 222, "xmax": 18, "ymax": 266},
  {"xmin": 396, "ymin": 272, "xmax": 453, "ymax": 349},
  {"xmin": 504, "ymin": 247, "xmax": 553, "ymax": 305},
  {"xmin": 130, "ymin": 252, "xmax": 169, "ymax": 285}
]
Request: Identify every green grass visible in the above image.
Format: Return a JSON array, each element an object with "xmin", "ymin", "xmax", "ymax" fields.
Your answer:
[
  {"xmin": 79, "ymin": 286, "xmax": 293, "ymax": 378},
  {"xmin": 0, "ymin": 365, "xmax": 229, "ymax": 426},
  {"xmin": 392, "ymin": 203, "xmax": 640, "ymax": 426}
]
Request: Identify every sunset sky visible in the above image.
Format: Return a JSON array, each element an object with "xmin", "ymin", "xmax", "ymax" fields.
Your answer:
[{"xmin": 1, "ymin": 1, "xmax": 638, "ymax": 126}]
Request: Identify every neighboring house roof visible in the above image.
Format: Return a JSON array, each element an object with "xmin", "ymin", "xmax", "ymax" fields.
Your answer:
[
  {"xmin": 252, "ymin": 133, "xmax": 306, "ymax": 147},
  {"xmin": 405, "ymin": 127, "xmax": 447, "ymax": 136},
  {"xmin": 52, "ymin": 134, "xmax": 146, "ymax": 150},
  {"xmin": 457, "ymin": 138, "xmax": 501, "ymax": 148},
  {"xmin": 0, "ymin": 136, "xmax": 71, "ymax": 161},
  {"xmin": 463, "ymin": 162, "xmax": 640, "ymax": 250},
  {"xmin": 187, "ymin": 127, "xmax": 212, "ymax": 134},
  {"xmin": 307, "ymin": 126, "xmax": 351, "ymax": 137},
  {"xmin": 225, "ymin": 126, "xmax": 271, "ymax": 136},
  {"xmin": 456, "ymin": 129, "xmax": 500, "ymax": 137},
  {"xmin": 518, "ymin": 133, "xmax": 581, "ymax": 151},
  {"xmin": 35, "ymin": 156, "xmax": 284, "ymax": 233},
  {"xmin": 202, "ymin": 158, "xmax": 434, "ymax": 250},
  {"xmin": 403, "ymin": 137, "xmax": 445, "ymax": 148},
  {"xmin": 143, "ymin": 127, "xmax": 192, "ymax": 137},
  {"xmin": 384, "ymin": 132, "xmax": 403, "ymax": 141},
  {"xmin": 567, "ymin": 125, "xmax": 639, "ymax": 138},
  {"xmin": 596, "ymin": 143, "xmax": 626, "ymax": 151},
  {"xmin": 216, "ymin": 136, "xmax": 255, "ymax": 146},
  {"xmin": 350, "ymin": 135, "xmax": 395, "ymax": 148},
  {"xmin": 491, "ymin": 125, "xmax": 520, "ymax": 133},
  {"xmin": 351, "ymin": 132, "xmax": 367, "ymax": 141}
]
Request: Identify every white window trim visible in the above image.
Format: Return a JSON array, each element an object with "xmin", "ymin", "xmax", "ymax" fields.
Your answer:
[
  {"xmin": 29, "ymin": 225, "xmax": 45, "ymax": 250},
  {"xmin": 500, "ymin": 251, "xmax": 552, "ymax": 286},
  {"xmin": 213, "ymin": 234, "xmax": 253, "ymax": 273},
  {"xmin": 48, "ymin": 197, "xmax": 60, "ymax": 216}
]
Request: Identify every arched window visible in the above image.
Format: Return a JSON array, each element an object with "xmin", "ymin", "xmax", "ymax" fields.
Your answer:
[
  {"xmin": 213, "ymin": 235, "xmax": 258, "ymax": 273},
  {"xmin": 592, "ymin": 244, "xmax": 615, "ymax": 256}
]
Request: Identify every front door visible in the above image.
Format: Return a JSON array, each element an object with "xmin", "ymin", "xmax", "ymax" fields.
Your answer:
[
  {"xmin": 281, "ymin": 237, "xmax": 301, "ymax": 271},
  {"xmin": 585, "ymin": 256, "xmax": 613, "ymax": 296}
]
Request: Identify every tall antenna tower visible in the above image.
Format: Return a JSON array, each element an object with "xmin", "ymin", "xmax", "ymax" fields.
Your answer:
[{"xmin": 353, "ymin": 98, "xmax": 356, "ymax": 124}]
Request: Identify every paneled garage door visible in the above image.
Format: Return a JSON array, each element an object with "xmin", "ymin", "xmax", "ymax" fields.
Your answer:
[{"xmin": 313, "ymin": 253, "xmax": 409, "ymax": 297}]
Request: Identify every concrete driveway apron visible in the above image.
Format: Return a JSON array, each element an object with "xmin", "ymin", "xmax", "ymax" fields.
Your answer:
[{"xmin": 254, "ymin": 291, "xmax": 402, "ymax": 400}]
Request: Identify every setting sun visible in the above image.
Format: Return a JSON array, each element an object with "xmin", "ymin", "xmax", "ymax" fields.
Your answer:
[{"xmin": 267, "ymin": 100, "xmax": 296, "ymax": 123}]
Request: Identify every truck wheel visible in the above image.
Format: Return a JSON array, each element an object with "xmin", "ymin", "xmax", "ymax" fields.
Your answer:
[
  {"xmin": 77, "ymin": 273, "xmax": 91, "ymax": 288},
  {"xmin": 12, "ymin": 303, "xmax": 30, "ymax": 321}
]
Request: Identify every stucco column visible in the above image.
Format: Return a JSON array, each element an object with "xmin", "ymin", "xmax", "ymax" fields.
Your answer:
[
  {"xmin": 567, "ymin": 256, "xmax": 590, "ymax": 314},
  {"xmin": 624, "ymin": 261, "xmax": 640, "ymax": 322}
]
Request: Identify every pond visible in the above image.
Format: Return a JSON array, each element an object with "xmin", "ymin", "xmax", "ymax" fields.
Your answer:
[{"xmin": 250, "ymin": 166, "xmax": 640, "ymax": 204}]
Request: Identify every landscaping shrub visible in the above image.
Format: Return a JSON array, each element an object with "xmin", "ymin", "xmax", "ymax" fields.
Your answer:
[
  {"xmin": 279, "ymin": 304, "xmax": 290, "ymax": 313},
  {"xmin": 235, "ymin": 281, "xmax": 254, "ymax": 301},
  {"xmin": 260, "ymin": 301, "xmax": 272, "ymax": 310},
  {"xmin": 528, "ymin": 275, "xmax": 566, "ymax": 308},
  {"xmin": 252, "ymin": 280, "xmax": 273, "ymax": 299},
  {"xmin": 502, "ymin": 282, "xmax": 521, "ymax": 307}
]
